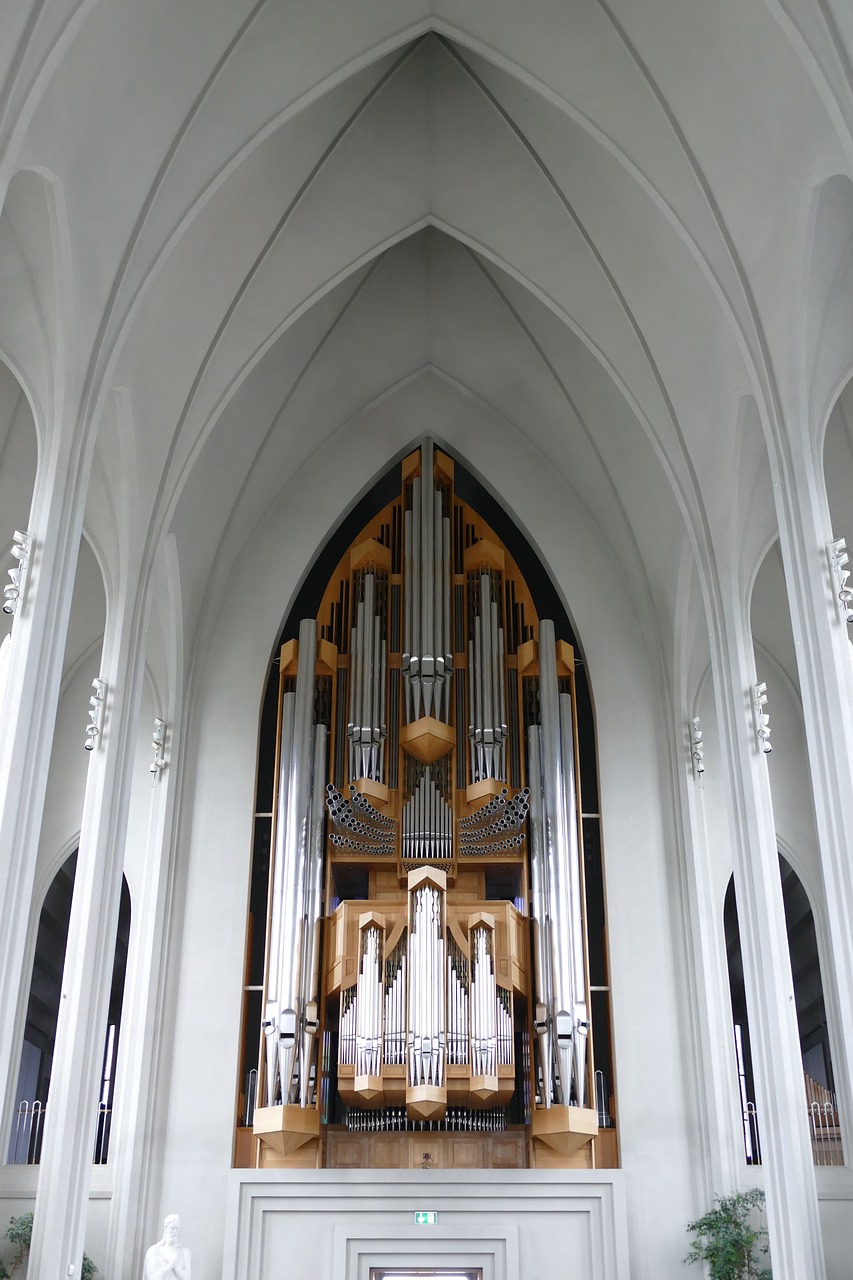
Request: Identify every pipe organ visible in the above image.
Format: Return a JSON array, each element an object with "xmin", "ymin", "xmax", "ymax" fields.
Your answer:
[{"xmin": 252, "ymin": 442, "xmax": 608, "ymax": 1170}]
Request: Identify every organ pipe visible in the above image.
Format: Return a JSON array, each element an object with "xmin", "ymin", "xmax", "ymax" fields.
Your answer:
[
  {"xmin": 559, "ymin": 690, "xmax": 589, "ymax": 1105},
  {"xmin": 528, "ymin": 726, "xmax": 555, "ymax": 1107},
  {"xmin": 408, "ymin": 881, "xmax": 446, "ymax": 1088},
  {"xmin": 402, "ymin": 767, "xmax": 452, "ymax": 865},
  {"xmin": 348, "ymin": 572, "xmax": 387, "ymax": 781},
  {"xmin": 470, "ymin": 925, "xmax": 498, "ymax": 1078},
  {"xmin": 355, "ymin": 924, "xmax": 384, "ymax": 1078},
  {"xmin": 255, "ymin": 439, "xmax": 603, "ymax": 1171},
  {"xmin": 384, "ymin": 937, "xmax": 407, "ymax": 1066},
  {"xmin": 402, "ymin": 439, "xmax": 453, "ymax": 723},
  {"xmin": 263, "ymin": 620, "xmax": 329, "ymax": 1109},
  {"xmin": 298, "ymin": 723, "xmax": 328, "ymax": 1107},
  {"xmin": 535, "ymin": 619, "xmax": 589, "ymax": 1108},
  {"xmin": 264, "ymin": 691, "xmax": 295, "ymax": 1106}
]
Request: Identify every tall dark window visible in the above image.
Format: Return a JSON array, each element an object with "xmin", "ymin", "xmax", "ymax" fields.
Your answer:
[
  {"xmin": 7, "ymin": 851, "xmax": 131, "ymax": 1164},
  {"xmin": 725, "ymin": 855, "xmax": 840, "ymax": 1165}
]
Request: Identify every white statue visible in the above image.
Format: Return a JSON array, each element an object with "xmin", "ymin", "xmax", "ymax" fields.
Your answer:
[{"xmin": 144, "ymin": 1214, "xmax": 191, "ymax": 1280}]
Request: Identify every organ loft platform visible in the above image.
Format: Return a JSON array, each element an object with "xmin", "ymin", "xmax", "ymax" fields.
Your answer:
[{"xmin": 235, "ymin": 442, "xmax": 617, "ymax": 1173}]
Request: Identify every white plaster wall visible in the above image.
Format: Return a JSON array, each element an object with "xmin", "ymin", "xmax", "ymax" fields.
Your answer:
[
  {"xmin": 818, "ymin": 1177, "xmax": 853, "ymax": 1280},
  {"xmin": 0, "ymin": 1174, "xmax": 111, "ymax": 1277},
  {"xmin": 223, "ymin": 1171, "xmax": 630, "ymax": 1280}
]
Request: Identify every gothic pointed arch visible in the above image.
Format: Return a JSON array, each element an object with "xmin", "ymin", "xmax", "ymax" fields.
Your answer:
[{"xmin": 235, "ymin": 441, "xmax": 613, "ymax": 1171}]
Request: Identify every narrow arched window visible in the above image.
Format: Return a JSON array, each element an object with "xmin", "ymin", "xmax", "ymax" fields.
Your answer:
[
  {"xmin": 7, "ymin": 852, "xmax": 131, "ymax": 1164},
  {"xmin": 725, "ymin": 856, "xmax": 841, "ymax": 1166}
]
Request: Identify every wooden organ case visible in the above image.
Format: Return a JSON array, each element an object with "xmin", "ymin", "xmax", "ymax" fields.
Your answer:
[{"xmin": 250, "ymin": 442, "xmax": 611, "ymax": 1171}]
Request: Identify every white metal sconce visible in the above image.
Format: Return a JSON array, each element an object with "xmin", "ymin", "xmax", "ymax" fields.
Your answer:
[
  {"xmin": 827, "ymin": 538, "xmax": 853, "ymax": 625},
  {"xmin": 150, "ymin": 717, "xmax": 166, "ymax": 776},
  {"xmin": 2, "ymin": 530, "xmax": 31, "ymax": 616},
  {"xmin": 751, "ymin": 682, "xmax": 772, "ymax": 754},
  {"xmin": 690, "ymin": 717, "xmax": 705, "ymax": 778},
  {"xmin": 85, "ymin": 678, "xmax": 106, "ymax": 751}
]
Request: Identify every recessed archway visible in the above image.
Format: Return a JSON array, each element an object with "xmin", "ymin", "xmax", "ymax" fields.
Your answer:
[
  {"xmin": 724, "ymin": 856, "xmax": 841, "ymax": 1167},
  {"xmin": 236, "ymin": 439, "xmax": 614, "ymax": 1172},
  {"xmin": 8, "ymin": 851, "xmax": 131, "ymax": 1166}
]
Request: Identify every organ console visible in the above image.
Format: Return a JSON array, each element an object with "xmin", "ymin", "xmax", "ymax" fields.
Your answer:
[{"xmin": 250, "ymin": 441, "xmax": 609, "ymax": 1170}]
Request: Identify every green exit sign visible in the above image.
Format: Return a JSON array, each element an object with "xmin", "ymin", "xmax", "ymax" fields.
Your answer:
[{"xmin": 414, "ymin": 1211, "xmax": 438, "ymax": 1225}]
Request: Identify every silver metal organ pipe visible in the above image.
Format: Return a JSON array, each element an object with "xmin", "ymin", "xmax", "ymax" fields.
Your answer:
[
  {"xmin": 356, "ymin": 925, "xmax": 383, "ymax": 1077},
  {"xmin": 403, "ymin": 517, "xmax": 412, "ymax": 721},
  {"xmin": 271, "ymin": 618, "xmax": 318, "ymax": 1104},
  {"xmin": 491, "ymin": 595, "xmax": 502, "ymax": 775},
  {"xmin": 348, "ymin": 621, "xmax": 358, "ymax": 780},
  {"xmin": 527, "ymin": 725, "xmax": 554, "ymax": 1106},
  {"xmin": 497, "ymin": 622, "xmax": 507, "ymax": 780},
  {"xmin": 339, "ymin": 988, "xmax": 356, "ymax": 1067},
  {"xmin": 370, "ymin": 611, "xmax": 380, "ymax": 776},
  {"xmin": 408, "ymin": 892, "xmax": 420, "ymax": 1085},
  {"xmin": 411, "ymin": 476, "xmax": 421, "ymax": 699},
  {"xmin": 537, "ymin": 619, "xmax": 576, "ymax": 1106},
  {"xmin": 433, "ymin": 487, "xmax": 443, "ymax": 718},
  {"xmin": 498, "ymin": 990, "xmax": 513, "ymax": 1066},
  {"xmin": 480, "ymin": 577, "xmax": 493, "ymax": 777},
  {"xmin": 402, "ymin": 443, "xmax": 452, "ymax": 724},
  {"xmin": 426, "ymin": 775, "xmax": 432, "ymax": 858},
  {"xmin": 442, "ymin": 515, "xmax": 452, "ymax": 688},
  {"xmin": 357, "ymin": 581, "xmax": 368, "ymax": 777},
  {"xmin": 345, "ymin": 573, "xmax": 387, "ymax": 782},
  {"xmin": 407, "ymin": 884, "xmax": 446, "ymax": 1087},
  {"xmin": 468, "ymin": 638, "xmax": 477, "ymax": 781},
  {"xmin": 403, "ymin": 787, "xmax": 410, "ymax": 860},
  {"xmin": 264, "ymin": 692, "xmax": 296, "ymax": 1105},
  {"xmin": 379, "ymin": 633, "xmax": 387, "ymax": 780},
  {"xmin": 424, "ymin": 894, "xmax": 431, "ymax": 1080},
  {"xmin": 298, "ymin": 722, "xmax": 327, "ymax": 1107},
  {"xmin": 358, "ymin": 582, "xmax": 370, "ymax": 776},
  {"xmin": 401, "ymin": 950, "xmax": 407, "ymax": 1066},
  {"xmin": 352, "ymin": 607, "xmax": 362, "ymax": 777},
  {"xmin": 416, "ymin": 773, "xmax": 423, "ymax": 861},
  {"xmin": 421, "ymin": 441, "xmax": 434, "ymax": 716},
  {"xmin": 559, "ymin": 690, "xmax": 589, "ymax": 1107},
  {"xmin": 474, "ymin": 618, "xmax": 483, "ymax": 779},
  {"xmin": 366, "ymin": 576, "xmax": 377, "ymax": 774},
  {"xmin": 418, "ymin": 777, "xmax": 424, "ymax": 861},
  {"xmin": 436, "ymin": 899, "xmax": 443, "ymax": 1081}
]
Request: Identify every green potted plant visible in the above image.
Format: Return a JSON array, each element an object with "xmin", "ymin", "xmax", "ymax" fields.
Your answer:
[
  {"xmin": 684, "ymin": 1188, "xmax": 771, "ymax": 1280},
  {"xmin": 0, "ymin": 1213, "xmax": 98, "ymax": 1279}
]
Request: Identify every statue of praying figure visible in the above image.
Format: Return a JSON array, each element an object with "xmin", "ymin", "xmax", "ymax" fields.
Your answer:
[{"xmin": 143, "ymin": 1214, "xmax": 191, "ymax": 1280}]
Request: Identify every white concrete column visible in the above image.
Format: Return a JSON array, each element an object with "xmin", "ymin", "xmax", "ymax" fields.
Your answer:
[
  {"xmin": 712, "ymin": 594, "xmax": 825, "ymax": 1280},
  {"xmin": 0, "ymin": 426, "xmax": 88, "ymax": 1127},
  {"xmin": 26, "ymin": 583, "xmax": 147, "ymax": 1280},
  {"xmin": 677, "ymin": 732, "xmax": 745, "ymax": 1194},
  {"xmin": 768, "ymin": 428, "xmax": 853, "ymax": 1151},
  {"xmin": 103, "ymin": 713, "xmax": 181, "ymax": 1280}
]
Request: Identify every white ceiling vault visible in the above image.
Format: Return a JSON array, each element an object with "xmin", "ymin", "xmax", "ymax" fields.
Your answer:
[{"xmin": 1, "ymin": 0, "xmax": 853, "ymax": 690}]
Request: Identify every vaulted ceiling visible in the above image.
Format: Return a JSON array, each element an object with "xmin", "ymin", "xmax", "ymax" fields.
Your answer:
[{"xmin": 2, "ymin": 1, "xmax": 853, "ymax": 688}]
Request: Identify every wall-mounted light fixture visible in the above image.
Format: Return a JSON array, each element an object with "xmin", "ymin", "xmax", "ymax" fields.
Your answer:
[
  {"xmin": 751, "ymin": 682, "xmax": 772, "ymax": 755},
  {"xmin": 150, "ymin": 717, "xmax": 166, "ymax": 776},
  {"xmin": 2, "ymin": 530, "xmax": 31, "ymax": 616},
  {"xmin": 827, "ymin": 537, "xmax": 853, "ymax": 625},
  {"xmin": 689, "ymin": 717, "xmax": 705, "ymax": 778},
  {"xmin": 85, "ymin": 678, "xmax": 106, "ymax": 751}
]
